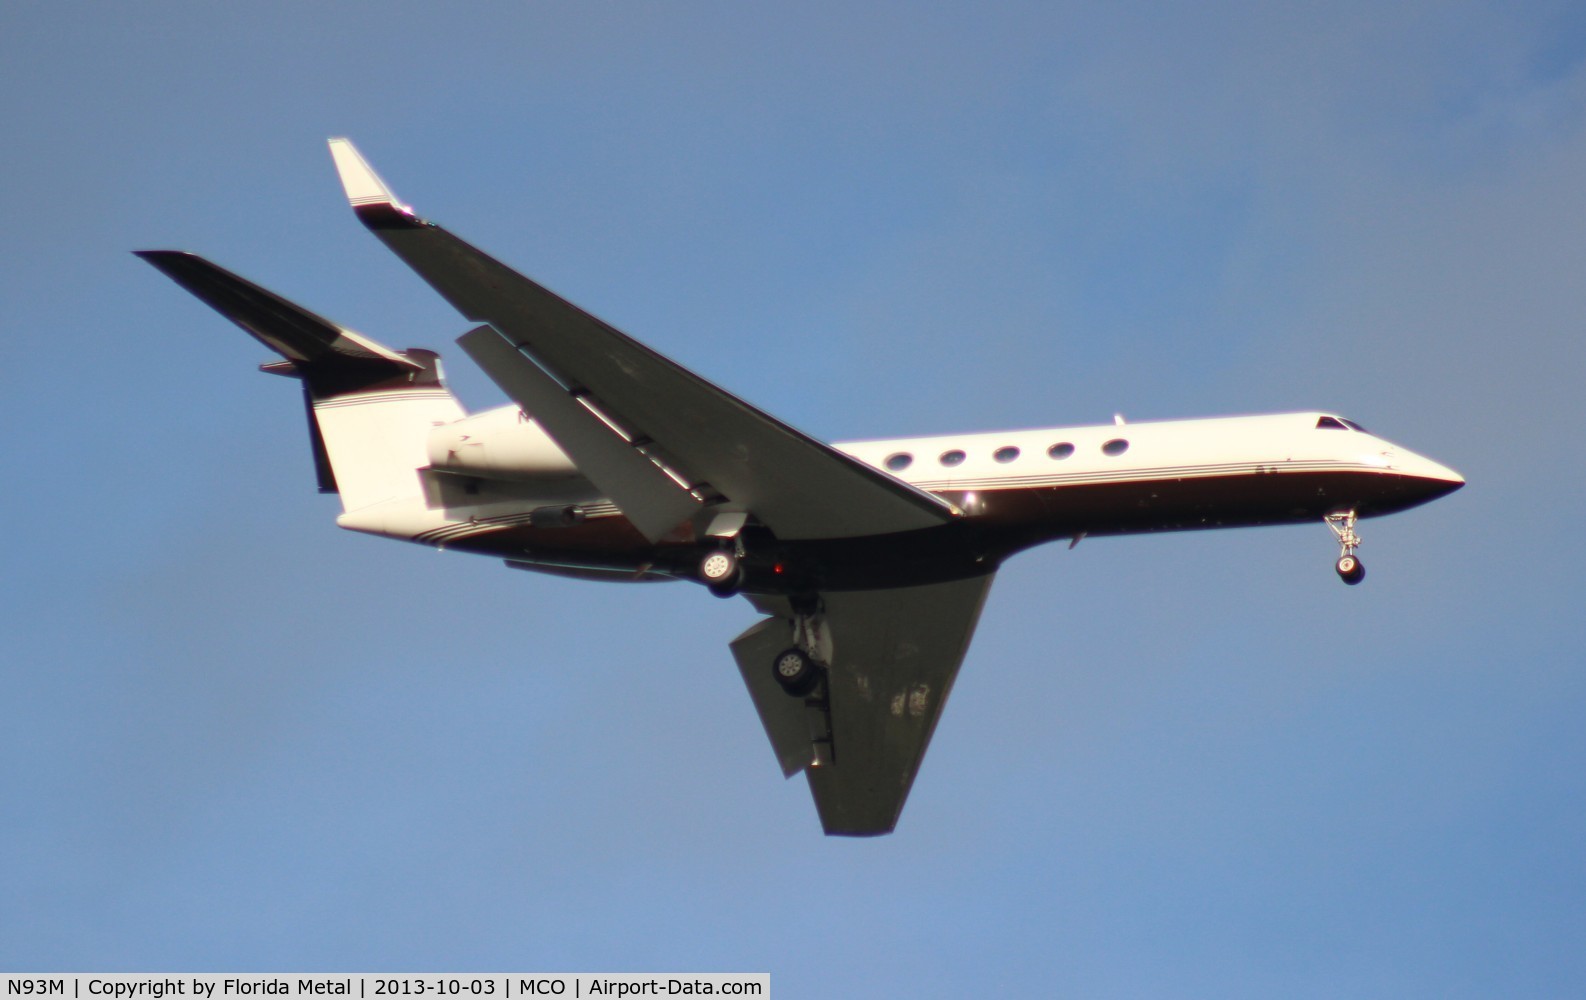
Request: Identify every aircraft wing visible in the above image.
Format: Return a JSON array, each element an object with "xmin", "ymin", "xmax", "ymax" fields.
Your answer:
[
  {"xmin": 328, "ymin": 138, "xmax": 958, "ymax": 543},
  {"xmin": 731, "ymin": 573, "xmax": 995, "ymax": 835}
]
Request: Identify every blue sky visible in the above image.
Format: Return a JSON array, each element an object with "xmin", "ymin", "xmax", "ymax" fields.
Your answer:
[{"xmin": 4, "ymin": 2, "xmax": 1584, "ymax": 995}]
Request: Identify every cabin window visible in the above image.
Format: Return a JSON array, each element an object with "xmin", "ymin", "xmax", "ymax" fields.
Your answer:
[
  {"xmin": 939, "ymin": 449, "xmax": 966, "ymax": 467},
  {"xmin": 994, "ymin": 446, "xmax": 1021, "ymax": 463},
  {"xmin": 1048, "ymin": 442, "xmax": 1075, "ymax": 459},
  {"xmin": 885, "ymin": 452, "xmax": 914, "ymax": 472},
  {"xmin": 1316, "ymin": 416, "xmax": 1348, "ymax": 430},
  {"xmin": 1102, "ymin": 438, "xmax": 1129, "ymax": 457}
]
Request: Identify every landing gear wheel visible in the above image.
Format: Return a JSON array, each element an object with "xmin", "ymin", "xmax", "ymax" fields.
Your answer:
[
  {"xmin": 700, "ymin": 549, "xmax": 742, "ymax": 597},
  {"xmin": 771, "ymin": 647, "xmax": 821, "ymax": 697},
  {"xmin": 1336, "ymin": 553, "xmax": 1365, "ymax": 585},
  {"xmin": 1325, "ymin": 509, "xmax": 1366, "ymax": 586}
]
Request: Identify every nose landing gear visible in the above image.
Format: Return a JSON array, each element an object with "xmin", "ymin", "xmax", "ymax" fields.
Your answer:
[
  {"xmin": 1335, "ymin": 552, "xmax": 1364, "ymax": 585},
  {"xmin": 1326, "ymin": 510, "xmax": 1365, "ymax": 585}
]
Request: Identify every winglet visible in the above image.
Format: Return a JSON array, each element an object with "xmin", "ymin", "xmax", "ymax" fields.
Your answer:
[{"xmin": 328, "ymin": 137, "xmax": 422, "ymax": 229}]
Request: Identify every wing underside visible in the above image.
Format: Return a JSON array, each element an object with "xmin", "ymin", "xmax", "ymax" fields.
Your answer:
[{"xmin": 732, "ymin": 574, "xmax": 995, "ymax": 835}]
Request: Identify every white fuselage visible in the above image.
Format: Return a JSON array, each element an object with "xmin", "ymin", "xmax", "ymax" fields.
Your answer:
[
  {"xmin": 833, "ymin": 411, "xmax": 1460, "ymax": 499},
  {"xmin": 334, "ymin": 404, "xmax": 1462, "ymax": 578}
]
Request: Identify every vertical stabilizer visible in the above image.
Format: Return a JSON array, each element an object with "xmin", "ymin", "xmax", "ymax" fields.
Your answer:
[{"xmin": 296, "ymin": 347, "xmax": 463, "ymax": 512}]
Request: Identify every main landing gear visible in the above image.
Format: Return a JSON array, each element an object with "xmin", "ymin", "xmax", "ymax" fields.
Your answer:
[
  {"xmin": 772, "ymin": 624, "xmax": 835, "ymax": 765},
  {"xmin": 1326, "ymin": 509, "xmax": 1366, "ymax": 585},
  {"xmin": 771, "ymin": 600, "xmax": 829, "ymax": 697},
  {"xmin": 699, "ymin": 547, "xmax": 743, "ymax": 597},
  {"xmin": 771, "ymin": 646, "xmax": 822, "ymax": 696}
]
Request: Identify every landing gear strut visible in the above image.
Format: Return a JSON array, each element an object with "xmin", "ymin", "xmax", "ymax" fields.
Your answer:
[{"xmin": 1326, "ymin": 509, "xmax": 1365, "ymax": 585}]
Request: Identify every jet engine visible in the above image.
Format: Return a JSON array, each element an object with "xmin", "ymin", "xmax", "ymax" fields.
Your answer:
[{"xmin": 426, "ymin": 406, "xmax": 578, "ymax": 481}]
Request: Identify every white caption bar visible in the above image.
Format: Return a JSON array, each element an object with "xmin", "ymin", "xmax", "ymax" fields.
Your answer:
[{"xmin": 1, "ymin": 977, "xmax": 768, "ymax": 1000}]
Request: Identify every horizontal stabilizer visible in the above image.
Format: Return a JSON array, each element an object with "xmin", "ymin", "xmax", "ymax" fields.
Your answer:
[
  {"xmin": 141, "ymin": 249, "xmax": 467, "ymax": 508},
  {"xmin": 135, "ymin": 250, "xmax": 420, "ymax": 372}
]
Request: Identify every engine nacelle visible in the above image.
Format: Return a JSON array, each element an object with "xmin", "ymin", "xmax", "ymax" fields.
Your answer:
[
  {"xmin": 426, "ymin": 405, "xmax": 579, "ymax": 480},
  {"xmin": 529, "ymin": 504, "xmax": 586, "ymax": 528}
]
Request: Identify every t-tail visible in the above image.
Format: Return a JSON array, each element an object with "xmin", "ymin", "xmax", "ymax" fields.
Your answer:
[{"xmin": 135, "ymin": 250, "xmax": 465, "ymax": 513}]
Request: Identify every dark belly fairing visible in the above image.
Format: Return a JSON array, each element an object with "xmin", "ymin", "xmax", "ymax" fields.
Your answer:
[
  {"xmin": 434, "ymin": 468, "xmax": 1461, "ymax": 593},
  {"xmin": 964, "ymin": 467, "xmax": 1463, "ymax": 543}
]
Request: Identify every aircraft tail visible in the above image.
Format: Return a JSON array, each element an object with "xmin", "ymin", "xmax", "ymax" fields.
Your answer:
[{"xmin": 137, "ymin": 250, "xmax": 465, "ymax": 512}]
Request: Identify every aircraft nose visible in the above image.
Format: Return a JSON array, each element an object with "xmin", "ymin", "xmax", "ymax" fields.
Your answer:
[{"xmin": 1395, "ymin": 448, "xmax": 1465, "ymax": 495}]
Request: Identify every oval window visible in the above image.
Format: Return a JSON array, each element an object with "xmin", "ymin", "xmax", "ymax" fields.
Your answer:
[
  {"xmin": 1102, "ymin": 438, "xmax": 1129, "ymax": 457},
  {"xmin": 994, "ymin": 446, "xmax": 1020, "ymax": 464},
  {"xmin": 885, "ymin": 452, "xmax": 914, "ymax": 472},
  {"xmin": 1048, "ymin": 442, "xmax": 1075, "ymax": 459},
  {"xmin": 939, "ymin": 449, "xmax": 966, "ymax": 467}
]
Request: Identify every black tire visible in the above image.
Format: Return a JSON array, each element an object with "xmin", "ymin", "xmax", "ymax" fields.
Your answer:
[
  {"xmin": 700, "ymin": 549, "xmax": 742, "ymax": 596},
  {"xmin": 771, "ymin": 647, "xmax": 821, "ymax": 697},
  {"xmin": 1336, "ymin": 554, "xmax": 1365, "ymax": 585}
]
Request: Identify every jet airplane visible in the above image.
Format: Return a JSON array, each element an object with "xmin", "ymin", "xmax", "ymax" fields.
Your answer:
[{"xmin": 139, "ymin": 139, "xmax": 1464, "ymax": 835}]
